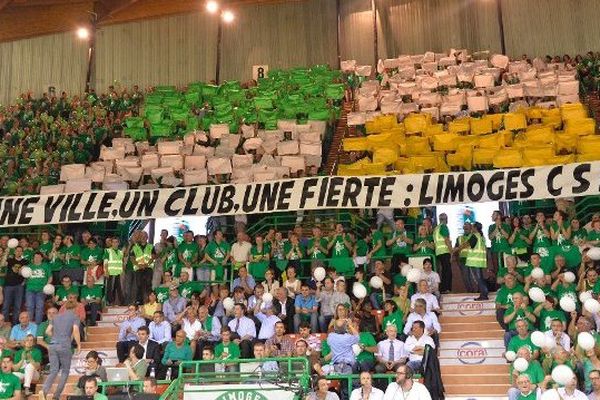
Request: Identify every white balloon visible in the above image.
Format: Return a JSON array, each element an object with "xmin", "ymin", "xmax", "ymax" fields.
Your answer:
[
  {"xmin": 551, "ymin": 364, "xmax": 575, "ymax": 386},
  {"xmin": 313, "ymin": 267, "xmax": 326, "ymax": 282},
  {"xmin": 407, "ymin": 268, "xmax": 422, "ymax": 283},
  {"xmin": 578, "ymin": 332, "xmax": 596, "ymax": 351},
  {"xmin": 588, "ymin": 247, "xmax": 600, "ymax": 261},
  {"xmin": 370, "ymin": 276, "xmax": 383, "ymax": 289},
  {"xmin": 543, "ymin": 335, "xmax": 556, "ymax": 349},
  {"xmin": 352, "ymin": 344, "xmax": 362, "ymax": 356},
  {"xmin": 585, "ymin": 298, "xmax": 600, "ymax": 314},
  {"xmin": 262, "ymin": 293, "xmax": 273, "ymax": 303},
  {"xmin": 563, "ymin": 272, "xmax": 576, "ymax": 283},
  {"xmin": 353, "ymin": 283, "xmax": 368, "ymax": 299},
  {"xmin": 528, "ymin": 287, "xmax": 546, "ymax": 303},
  {"xmin": 531, "ymin": 267, "xmax": 545, "ymax": 280},
  {"xmin": 505, "ymin": 350, "xmax": 516, "ymax": 362},
  {"xmin": 541, "ymin": 389, "xmax": 561, "ymax": 400},
  {"xmin": 42, "ymin": 284, "xmax": 55, "ymax": 295},
  {"xmin": 560, "ymin": 296, "xmax": 576, "ymax": 312},
  {"xmin": 513, "ymin": 357, "xmax": 529, "ymax": 372},
  {"xmin": 7, "ymin": 238, "xmax": 18, "ymax": 249},
  {"xmin": 20, "ymin": 266, "xmax": 32, "ymax": 279},
  {"xmin": 530, "ymin": 331, "xmax": 546, "ymax": 347},
  {"xmin": 401, "ymin": 264, "xmax": 412, "ymax": 277},
  {"xmin": 580, "ymin": 291, "xmax": 594, "ymax": 303},
  {"xmin": 223, "ymin": 297, "xmax": 235, "ymax": 311}
]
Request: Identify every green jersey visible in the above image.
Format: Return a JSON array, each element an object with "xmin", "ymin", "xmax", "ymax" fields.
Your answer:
[
  {"xmin": 539, "ymin": 308, "xmax": 566, "ymax": 331},
  {"xmin": 206, "ymin": 241, "xmax": 230, "ymax": 262},
  {"xmin": 60, "ymin": 244, "xmax": 81, "ymax": 269},
  {"xmin": 507, "ymin": 334, "xmax": 539, "ymax": 354},
  {"xmin": 215, "ymin": 342, "xmax": 241, "ymax": 360},
  {"xmin": 355, "ymin": 239, "xmax": 369, "ymax": 257},
  {"xmin": 36, "ymin": 321, "xmax": 50, "ymax": 344},
  {"xmin": 80, "ymin": 247, "xmax": 103, "ymax": 265},
  {"xmin": 370, "ymin": 230, "xmax": 386, "ymax": 258},
  {"xmin": 505, "ymin": 304, "xmax": 534, "ymax": 330},
  {"xmin": 26, "ymin": 263, "xmax": 51, "ymax": 292},
  {"xmin": 80, "ymin": 285, "xmax": 103, "ymax": 302},
  {"xmin": 38, "ymin": 242, "xmax": 53, "ymax": 259},
  {"xmin": 389, "ymin": 230, "xmax": 413, "ymax": 255},
  {"xmin": 510, "ymin": 359, "xmax": 544, "ymax": 385},
  {"xmin": 14, "ymin": 347, "xmax": 42, "ymax": 373},
  {"xmin": 155, "ymin": 286, "xmax": 170, "ymax": 303},
  {"xmin": 178, "ymin": 242, "xmax": 199, "ymax": 266},
  {"xmin": 330, "ymin": 234, "xmax": 351, "ymax": 258},
  {"xmin": 0, "ymin": 371, "xmax": 21, "ymax": 398},
  {"xmin": 496, "ymin": 284, "xmax": 526, "ymax": 306},
  {"xmin": 489, "ymin": 223, "xmax": 512, "ymax": 253},
  {"xmin": 382, "ymin": 310, "xmax": 404, "ymax": 333},
  {"xmin": 307, "ymin": 238, "xmax": 328, "ymax": 259},
  {"xmin": 55, "ymin": 285, "xmax": 79, "ymax": 303}
]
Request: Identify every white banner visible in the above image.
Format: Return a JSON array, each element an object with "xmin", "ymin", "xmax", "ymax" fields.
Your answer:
[
  {"xmin": 2, "ymin": 162, "xmax": 599, "ymax": 227},
  {"xmin": 183, "ymin": 384, "xmax": 296, "ymax": 400}
]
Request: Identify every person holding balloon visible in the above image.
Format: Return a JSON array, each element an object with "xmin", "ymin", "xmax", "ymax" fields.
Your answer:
[
  {"xmin": 503, "ymin": 292, "xmax": 537, "ymax": 348},
  {"xmin": 24, "ymin": 252, "xmax": 53, "ymax": 325},
  {"xmin": 3, "ymin": 243, "xmax": 26, "ymax": 325},
  {"xmin": 508, "ymin": 347, "xmax": 545, "ymax": 400}
]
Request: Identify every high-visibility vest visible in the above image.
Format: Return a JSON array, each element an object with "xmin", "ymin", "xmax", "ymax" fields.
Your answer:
[
  {"xmin": 458, "ymin": 234, "xmax": 472, "ymax": 259},
  {"xmin": 106, "ymin": 248, "xmax": 123, "ymax": 276},
  {"xmin": 132, "ymin": 244, "xmax": 154, "ymax": 269},
  {"xmin": 466, "ymin": 233, "xmax": 487, "ymax": 268},
  {"xmin": 433, "ymin": 225, "xmax": 449, "ymax": 256}
]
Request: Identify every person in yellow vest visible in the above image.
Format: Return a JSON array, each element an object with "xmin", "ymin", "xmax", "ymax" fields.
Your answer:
[
  {"xmin": 433, "ymin": 213, "xmax": 453, "ymax": 293},
  {"xmin": 130, "ymin": 231, "xmax": 156, "ymax": 305},
  {"xmin": 454, "ymin": 222, "xmax": 476, "ymax": 293},
  {"xmin": 454, "ymin": 222, "xmax": 489, "ymax": 301},
  {"xmin": 104, "ymin": 237, "xmax": 124, "ymax": 306}
]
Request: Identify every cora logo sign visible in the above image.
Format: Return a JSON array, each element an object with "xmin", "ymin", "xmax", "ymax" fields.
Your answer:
[
  {"xmin": 457, "ymin": 297, "xmax": 484, "ymax": 316},
  {"xmin": 457, "ymin": 341, "xmax": 487, "ymax": 365},
  {"xmin": 215, "ymin": 392, "xmax": 269, "ymax": 400}
]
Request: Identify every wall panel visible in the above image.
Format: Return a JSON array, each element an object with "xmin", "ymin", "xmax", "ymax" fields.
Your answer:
[
  {"xmin": 219, "ymin": 0, "xmax": 337, "ymax": 81},
  {"xmin": 340, "ymin": 0, "xmax": 375, "ymax": 66},
  {"xmin": 0, "ymin": 31, "xmax": 88, "ymax": 105},
  {"xmin": 95, "ymin": 12, "xmax": 218, "ymax": 92}
]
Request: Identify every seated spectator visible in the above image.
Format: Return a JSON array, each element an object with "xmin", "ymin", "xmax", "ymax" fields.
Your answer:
[
  {"xmin": 503, "ymin": 292, "xmax": 536, "ymax": 348},
  {"xmin": 404, "ymin": 299, "xmax": 441, "ymax": 346},
  {"xmin": 0, "ymin": 355, "xmax": 21, "ymax": 399},
  {"xmin": 0, "ymin": 315, "xmax": 12, "ymax": 341},
  {"xmin": 331, "ymin": 280, "xmax": 351, "ymax": 311},
  {"xmin": 383, "ymin": 365, "xmax": 431, "ymax": 400},
  {"xmin": 544, "ymin": 319, "xmax": 570, "ymax": 351},
  {"xmin": 273, "ymin": 287, "xmax": 295, "ymax": 334},
  {"xmin": 350, "ymin": 371, "xmax": 384, "ymax": 400},
  {"xmin": 410, "ymin": 280, "xmax": 440, "ymax": 313},
  {"xmin": 307, "ymin": 376, "xmax": 340, "ymax": 400},
  {"xmin": 252, "ymin": 342, "xmax": 278, "ymax": 373},
  {"xmin": 148, "ymin": 311, "xmax": 172, "ymax": 347},
  {"xmin": 506, "ymin": 320, "xmax": 539, "ymax": 359},
  {"xmin": 508, "ymin": 347, "xmax": 544, "ymax": 400},
  {"xmin": 404, "ymin": 320, "xmax": 435, "ymax": 373},
  {"xmin": 141, "ymin": 291, "xmax": 162, "ymax": 323},
  {"xmin": 199, "ymin": 346, "xmax": 216, "ymax": 374},
  {"xmin": 161, "ymin": 330, "xmax": 193, "ymax": 379},
  {"xmin": 231, "ymin": 265, "xmax": 255, "ymax": 296},
  {"xmin": 293, "ymin": 283, "xmax": 318, "ymax": 333},
  {"xmin": 495, "ymin": 273, "xmax": 526, "ymax": 330},
  {"xmin": 83, "ymin": 376, "xmax": 108, "ymax": 400},
  {"xmin": 75, "ymin": 351, "xmax": 107, "ymax": 395},
  {"xmin": 260, "ymin": 268, "xmax": 279, "ymax": 296},
  {"xmin": 227, "ymin": 303, "xmax": 256, "ymax": 358},
  {"xmin": 255, "ymin": 302, "xmax": 280, "ymax": 341},
  {"xmin": 54, "ymin": 275, "xmax": 78, "ymax": 306},
  {"xmin": 383, "ymin": 300, "xmax": 405, "ymax": 336},
  {"xmin": 142, "ymin": 377, "xmax": 160, "ymax": 399},
  {"xmin": 135, "ymin": 327, "xmax": 160, "ymax": 374},
  {"xmin": 298, "ymin": 321, "xmax": 322, "ymax": 353},
  {"xmin": 369, "ymin": 260, "xmax": 392, "ymax": 309},
  {"xmin": 513, "ymin": 374, "xmax": 540, "ymax": 400},
  {"xmin": 80, "ymin": 275, "xmax": 103, "ymax": 326},
  {"xmin": 12, "ymin": 334, "xmax": 41, "ymax": 396},
  {"xmin": 588, "ymin": 369, "xmax": 600, "ymax": 400},
  {"xmin": 9, "ymin": 312, "xmax": 37, "ymax": 349},
  {"xmin": 124, "ymin": 344, "xmax": 148, "ymax": 381},
  {"xmin": 554, "ymin": 375, "xmax": 587, "ymax": 400},
  {"xmin": 196, "ymin": 305, "xmax": 222, "ymax": 351},
  {"xmin": 215, "ymin": 327, "xmax": 240, "ymax": 373},
  {"xmin": 181, "ymin": 308, "xmax": 203, "ymax": 356},
  {"xmin": 375, "ymin": 325, "xmax": 407, "ymax": 374},
  {"xmin": 162, "ymin": 286, "xmax": 187, "ymax": 325},
  {"xmin": 247, "ymin": 285, "xmax": 265, "ymax": 311},
  {"xmin": 116, "ymin": 305, "xmax": 146, "ymax": 363},
  {"xmin": 420, "ymin": 259, "xmax": 441, "ymax": 298},
  {"xmin": 265, "ymin": 321, "xmax": 293, "ymax": 357}
]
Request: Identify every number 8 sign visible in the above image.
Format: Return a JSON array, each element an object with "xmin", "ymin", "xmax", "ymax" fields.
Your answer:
[{"xmin": 252, "ymin": 65, "xmax": 269, "ymax": 81}]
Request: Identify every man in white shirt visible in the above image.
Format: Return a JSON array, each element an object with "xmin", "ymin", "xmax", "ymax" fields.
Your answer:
[
  {"xmin": 230, "ymin": 232, "xmax": 252, "ymax": 269},
  {"xmin": 410, "ymin": 280, "xmax": 440, "ymax": 313},
  {"xmin": 228, "ymin": 303, "xmax": 257, "ymax": 358},
  {"xmin": 588, "ymin": 369, "xmax": 600, "ymax": 400},
  {"xmin": 255, "ymin": 303, "xmax": 281, "ymax": 341},
  {"xmin": 148, "ymin": 311, "xmax": 172, "ymax": 347},
  {"xmin": 375, "ymin": 325, "xmax": 407, "ymax": 373},
  {"xmin": 544, "ymin": 318, "xmax": 570, "ymax": 351},
  {"xmin": 557, "ymin": 375, "xmax": 587, "ymax": 400},
  {"xmin": 383, "ymin": 365, "xmax": 432, "ymax": 400},
  {"xmin": 404, "ymin": 321, "xmax": 435, "ymax": 373},
  {"xmin": 403, "ymin": 299, "xmax": 442, "ymax": 337},
  {"xmin": 350, "ymin": 371, "xmax": 384, "ymax": 400}
]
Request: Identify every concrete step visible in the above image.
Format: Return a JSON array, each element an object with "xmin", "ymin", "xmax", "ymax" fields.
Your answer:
[
  {"xmin": 87, "ymin": 326, "xmax": 121, "ymax": 335},
  {"xmin": 443, "ymin": 374, "xmax": 510, "ymax": 385},
  {"xmin": 441, "ymin": 364, "xmax": 509, "ymax": 374},
  {"xmin": 441, "ymin": 293, "xmax": 496, "ymax": 304},
  {"xmin": 440, "ymin": 354, "xmax": 506, "ymax": 366},
  {"xmin": 440, "ymin": 330, "xmax": 504, "ymax": 340},
  {"xmin": 445, "ymin": 384, "xmax": 509, "ymax": 396},
  {"xmin": 81, "ymin": 340, "xmax": 117, "ymax": 349},
  {"xmin": 86, "ymin": 333, "xmax": 118, "ymax": 342},
  {"xmin": 440, "ymin": 339, "xmax": 504, "ymax": 350},
  {"xmin": 40, "ymin": 375, "xmax": 80, "ymax": 384},
  {"xmin": 439, "ymin": 314, "xmax": 497, "ymax": 324},
  {"xmin": 104, "ymin": 306, "xmax": 128, "ymax": 315},
  {"xmin": 442, "ymin": 321, "xmax": 500, "ymax": 333},
  {"xmin": 446, "ymin": 397, "xmax": 507, "ymax": 400}
]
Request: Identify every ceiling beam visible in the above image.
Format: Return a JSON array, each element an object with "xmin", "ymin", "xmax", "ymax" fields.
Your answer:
[
  {"xmin": 0, "ymin": 0, "xmax": 13, "ymax": 12},
  {"xmin": 96, "ymin": 0, "xmax": 140, "ymax": 23}
]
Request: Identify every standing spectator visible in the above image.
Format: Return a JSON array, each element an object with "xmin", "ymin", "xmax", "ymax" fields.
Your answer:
[
  {"xmin": 489, "ymin": 211, "xmax": 512, "ymax": 275},
  {"xmin": 205, "ymin": 230, "xmax": 230, "ymax": 283},
  {"xmin": 80, "ymin": 275, "xmax": 102, "ymax": 326},
  {"xmin": 3, "ymin": 246, "xmax": 27, "ymax": 325},
  {"xmin": 41, "ymin": 300, "xmax": 81, "ymax": 400},
  {"xmin": 454, "ymin": 222, "xmax": 475, "ymax": 293},
  {"xmin": 387, "ymin": 219, "xmax": 413, "ymax": 274},
  {"xmin": 36, "ymin": 307, "xmax": 57, "ymax": 358},
  {"xmin": 104, "ymin": 237, "xmax": 124, "ymax": 306},
  {"xmin": 293, "ymin": 283, "xmax": 318, "ymax": 333},
  {"xmin": 316, "ymin": 277, "xmax": 335, "ymax": 332},
  {"xmin": 433, "ymin": 213, "xmax": 452, "ymax": 293},
  {"xmin": 230, "ymin": 232, "xmax": 252, "ymax": 271},
  {"xmin": 131, "ymin": 231, "xmax": 155, "ymax": 305},
  {"xmin": 420, "ymin": 259, "xmax": 441, "ymax": 299},
  {"xmin": 116, "ymin": 305, "xmax": 146, "ymax": 363},
  {"xmin": 350, "ymin": 371, "xmax": 384, "ymax": 400},
  {"xmin": 227, "ymin": 303, "xmax": 256, "ymax": 358},
  {"xmin": 80, "ymin": 238, "xmax": 104, "ymax": 285},
  {"xmin": 178, "ymin": 231, "xmax": 198, "ymax": 279},
  {"xmin": 25, "ymin": 252, "xmax": 51, "ymax": 324},
  {"xmin": 153, "ymin": 230, "xmax": 169, "ymax": 289},
  {"xmin": 148, "ymin": 311, "xmax": 172, "ymax": 347},
  {"xmin": 59, "ymin": 235, "xmax": 82, "ymax": 283},
  {"xmin": 250, "ymin": 234, "xmax": 271, "ymax": 281},
  {"xmin": 404, "ymin": 321, "xmax": 435, "ymax": 373},
  {"xmin": 375, "ymin": 325, "xmax": 407, "ymax": 374},
  {"xmin": 383, "ymin": 365, "xmax": 432, "ymax": 400},
  {"xmin": 464, "ymin": 222, "xmax": 489, "ymax": 301}
]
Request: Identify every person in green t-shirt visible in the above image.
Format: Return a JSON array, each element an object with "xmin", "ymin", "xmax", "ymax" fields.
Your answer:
[
  {"xmin": 509, "ymin": 347, "xmax": 545, "ymax": 387},
  {"xmin": 25, "ymin": 252, "xmax": 51, "ymax": 324},
  {"xmin": 414, "ymin": 225, "xmax": 435, "ymax": 257},
  {"xmin": 550, "ymin": 211, "xmax": 571, "ymax": 245},
  {"xmin": 59, "ymin": 235, "xmax": 82, "ymax": 283},
  {"xmin": 489, "ymin": 212, "xmax": 512, "ymax": 262},
  {"xmin": 54, "ymin": 275, "xmax": 79, "ymax": 306},
  {"xmin": 587, "ymin": 220, "xmax": 600, "ymax": 247},
  {"xmin": 529, "ymin": 212, "xmax": 552, "ymax": 269},
  {"xmin": 533, "ymin": 297, "xmax": 566, "ymax": 331},
  {"xmin": 38, "ymin": 231, "xmax": 53, "ymax": 263},
  {"xmin": 12, "ymin": 334, "xmax": 41, "ymax": 395},
  {"xmin": 0, "ymin": 356, "xmax": 21, "ymax": 399},
  {"xmin": 382, "ymin": 300, "xmax": 404, "ymax": 334},
  {"xmin": 214, "ymin": 327, "xmax": 240, "ymax": 372},
  {"xmin": 178, "ymin": 231, "xmax": 199, "ymax": 278},
  {"xmin": 80, "ymin": 275, "xmax": 103, "ymax": 326},
  {"xmin": 386, "ymin": 219, "xmax": 413, "ymax": 273},
  {"xmin": 507, "ymin": 320, "xmax": 539, "ymax": 358},
  {"xmin": 307, "ymin": 227, "xmax": 328, "ymax": 262},
  {"xmin": 249, "ymin": 234, "xmax": 270, "ymax": 281},
  {"xmin": 80, "ymin": 238, "xmax": 104, "ymax": 283},
  {"xmin": 204, "ymin": 231, "xmax": 230, "ymax": 282},
  {"xmin": 570, "ymin": 219, "xmax": 588, "ymax": 247},
  {"xmin": 513, "ymin": 374, "xmax": 541, "ymax": 400},
  {"xmin": 504, "ymin": 292, "xmax": 536, "ymax": 347},
  {"xmin": 508, "ymin": 217, "xmax": 532, "ymax": 259},
  {"xmin": 368, "ymin": 225, "xmax": 386, "ymax": 261},
  {"xmin": 47, "ymin": 234, "xmax": 64, "ymax": 282}
]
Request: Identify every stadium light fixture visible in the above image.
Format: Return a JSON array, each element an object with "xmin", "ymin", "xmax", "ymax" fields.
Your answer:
[
  {"xmin": 206, "ymin": 1, "xmax": 219, "ymax": 14},
  {"xmin": 221, "ymin": 10, "xmax": 235, "ymax": 23},
  {"xmin": 76, "ymin": 27, "xmax": 90, "ymax": 40}
]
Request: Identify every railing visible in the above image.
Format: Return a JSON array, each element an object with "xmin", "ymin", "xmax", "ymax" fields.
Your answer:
[{"xmin": 575, "ymin": 195, "xmax": 600, "ymax": 222}]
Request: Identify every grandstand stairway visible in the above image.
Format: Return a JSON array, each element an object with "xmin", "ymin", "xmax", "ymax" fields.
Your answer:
[
  {"xmin": 34, "ymin": 307, "xmax": 124, "ymax": 399},
  {"xmin": 324, "ymin": 101, "xmax": 352, "ymax": 174},
  {"xmin": 439, "ymin": 293, "xmax": 509, "ymax": 400}
]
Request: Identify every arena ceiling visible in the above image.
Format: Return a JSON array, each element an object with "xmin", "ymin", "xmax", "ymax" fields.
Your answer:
[{"xmin": 0, "ymin": 0, "xmax": 299, "ymax": 42}]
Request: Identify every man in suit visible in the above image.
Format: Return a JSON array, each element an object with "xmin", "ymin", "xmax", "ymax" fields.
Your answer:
[
  {"xmin": 273, "ymin": 287, "xmax": 295, "ymax": 334},
  {"xmin": 136, "ymin": 326, "xmax": 161, "ymax": 376}
]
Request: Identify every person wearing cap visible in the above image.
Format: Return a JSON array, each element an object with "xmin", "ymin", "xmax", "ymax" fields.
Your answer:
[
  {"xmin": 162, "ymin": 285, "xmax": 187, "ymax": 325},
  {"xmin": 433, "ymin": 213, "xmax": 453, "ymax": 293}
]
